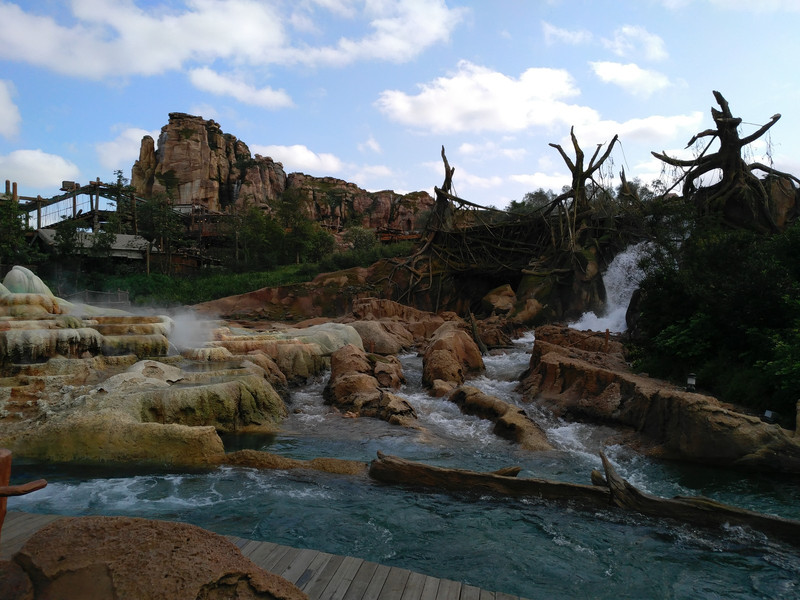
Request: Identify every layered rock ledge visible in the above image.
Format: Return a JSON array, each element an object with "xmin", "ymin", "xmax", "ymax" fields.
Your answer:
[{"xmin": 520, "ymin": 325, "xmax": 800, "ymax": 473}]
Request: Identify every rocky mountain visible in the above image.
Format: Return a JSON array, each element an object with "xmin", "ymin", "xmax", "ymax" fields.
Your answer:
[{"xmin": 131, "ymin": 113, "xmax": 434, "ymax": 232}]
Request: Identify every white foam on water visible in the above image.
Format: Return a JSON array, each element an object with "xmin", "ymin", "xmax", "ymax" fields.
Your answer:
[{"xmin": 570, "ymin": 242, "xmax": 650, "ymax": 333}]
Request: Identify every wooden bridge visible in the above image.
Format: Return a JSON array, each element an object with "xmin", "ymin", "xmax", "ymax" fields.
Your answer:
[
  {"xmin": 1, "ymin": 511, "xmax": 531, "ymax": 600},
  {"xmin": 3, "ymin": 178, "xmax": 217, "ymax": 237}
]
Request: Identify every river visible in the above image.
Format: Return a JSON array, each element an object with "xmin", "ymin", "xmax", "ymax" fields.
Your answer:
[{"xmin": 9, "ymin": 330, "xmax": 800, "ymax": 599}]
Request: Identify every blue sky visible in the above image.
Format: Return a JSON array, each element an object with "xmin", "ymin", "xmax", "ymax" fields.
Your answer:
[{"xmin": 1, "ymin": 0, "xmax": 799, "ymax": 208}]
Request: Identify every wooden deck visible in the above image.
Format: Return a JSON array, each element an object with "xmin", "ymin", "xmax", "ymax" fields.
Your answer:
[{"xmin": 1, "ymin": 512, "xmax": 530, "ymax": 600}]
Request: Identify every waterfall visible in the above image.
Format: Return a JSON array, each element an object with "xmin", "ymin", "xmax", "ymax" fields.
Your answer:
[{"xmin": 569, "ymin": 242, "xmax": 649, "ymax": 333}]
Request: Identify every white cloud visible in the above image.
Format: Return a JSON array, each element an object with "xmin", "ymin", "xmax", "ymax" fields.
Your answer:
[
  {"xmin": 590, "ymin": 61, "xmax": 671, "ymax": 97},
  {"xmin": 252, "ymin": 144, "xmax": 344, "ymax": 174},
  {"xmin": 542, "ymin": 21, "xmax": 592, "ymax": 45},
  {"xmin": 0, "ymin": 80, "xmax": 21, "ymax": 139},
  {"xmin": 458, "ymin": 141, "xmax": 527, "ymax": 161},
  {"xmin": 714, "ymin": 0, "xmax": 800, "ymax": 9},
  {"xmin": 377, "ymin": 60, "xmax": 598, "ymax": 134},
  {"xmin": 358, "ymin": 136, "xmax": 382, "ymax": 154},
  {"xmin": 96, "ymin": 127, "xmax": 161, "ymax": 172},
  {"xmin": 561, "ymin": 112, "xmax": 704, "ymax": 149},
  {"xmin": 423, "ymin": 159, "xmax": 504, "ymax": 192},
  {"xmin": 188, "ymin": 68, "xmax": 294, "ymax": 109},
  {"xmin": 510, "ymin": 172, "xmax": 571, "ymax": 193},
  {"xmin": 603, "ymin": 25, "xmax": 668, "ymax": 61},
  {"xmin": 666, "ymin": 0, "xmax": 800, "ymax": 10},
  {"xmin": 0, "ymin": 149, "xmax": 80, "ymax": 189},
  {"xmin": 347, "ymin": 164, "xmax": 395, "ymax": 190},
  {"xmin": 292, "ymin": 0, "xmax": 468, "ymax": 66},
  {"xmin": 0, "ymin": 0, "xmax": 288, "ymax": 78},
  {"xmin": 0, "ymin": 0, "xmax": 466, "ymax": 78}
]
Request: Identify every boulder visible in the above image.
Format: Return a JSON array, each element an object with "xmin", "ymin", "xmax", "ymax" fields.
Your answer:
[
  {"xmin": 480, "ymin": 284, "xmax": 516, "ymax": 315},
  {"xmin": 448, "ymin": 386, "xmax": 553, "ymax": 451},
  {"xmin": 421, "ymin": 321, "xmax": 484, "ymax": 388},
  {"xmin": 1, "ymin": 357, "xmax": 287, "ymax": 466},
  {"xmin": 13, "ymin": 516, "xmax": 307, "ymax": 600},
  {"xmin": 351, "ymin": 297, "xmax": 459, "ymax": 345},
  {"xmin": 209, "ymin": 323, "xmax": 362, "ymax": 383},
  {"xmin": 324, "ymin": 344, "xmax": 416, "ymax": 426},
  {"xmin": 520, "ymin": 325, "xmax": 800, "ymax": 473},
  {"xmin": 349, "ymin": 320, "xmax": 414, "ymax": 354}
]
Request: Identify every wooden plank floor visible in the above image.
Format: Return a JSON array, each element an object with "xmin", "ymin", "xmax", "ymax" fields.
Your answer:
[{"xmin": 1, "ymin": 512, "xmax": 531, "ymax": 600}]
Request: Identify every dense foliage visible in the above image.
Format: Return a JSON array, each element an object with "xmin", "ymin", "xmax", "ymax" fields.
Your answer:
[{"xmin": 633, "ymin": 221, "xmax": 800, "ymax": 422}]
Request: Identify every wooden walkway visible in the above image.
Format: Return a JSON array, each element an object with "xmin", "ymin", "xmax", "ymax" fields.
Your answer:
[{"xmin": 1, "ymin": 512, "xmax": 530, "ymax": 600}]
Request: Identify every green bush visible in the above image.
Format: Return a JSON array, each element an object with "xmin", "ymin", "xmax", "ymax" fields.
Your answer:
[{"xmin": 633, "ymin": 223, "xmax": 800, "ymax": 422}]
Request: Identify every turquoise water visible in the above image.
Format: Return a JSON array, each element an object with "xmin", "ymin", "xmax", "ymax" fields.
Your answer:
[{"xmin": 9, "ymin": 336, "xmax": 800, "ymax": 599}]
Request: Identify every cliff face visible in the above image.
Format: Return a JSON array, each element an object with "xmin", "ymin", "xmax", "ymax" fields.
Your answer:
[
  {"xmin": 131, "ymin": 113, "xmax": 434, "ymax": 231},
  {"xmin": 286, "ymin": 173, "xmax": 434, "ymax": 231},
  {"xmin": 132, "ymin": 113, "xmax": 286, "ymax": 213}
]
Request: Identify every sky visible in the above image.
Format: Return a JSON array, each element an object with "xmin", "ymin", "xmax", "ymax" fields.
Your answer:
[{"xmin": 1, "ymin": 0, "xmax": 799, "ymax": 209}]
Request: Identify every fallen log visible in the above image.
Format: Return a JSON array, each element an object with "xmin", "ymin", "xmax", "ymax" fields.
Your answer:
[
  {"xmin": 368, "ymin": 451, "xmax": 611, "ymax": 509},
  {"xmin": 599, "ymin": 452, "xmax": 800, "ymax": 548},
  {"xmin": 368, "ymin": 451, "xmax": 800, "ymax": 547}
]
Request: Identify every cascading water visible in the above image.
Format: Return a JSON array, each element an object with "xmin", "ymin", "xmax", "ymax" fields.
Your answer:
[
  {"xmin": 9, "ymin": 330, "xmax": 800, "ymax": 599},
  {"xmin": 569, "ymin": 241, "xmax": 650, "ymax": 333}
]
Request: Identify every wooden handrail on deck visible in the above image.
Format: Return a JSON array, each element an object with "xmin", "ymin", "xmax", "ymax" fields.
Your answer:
[{"xmin": 0, "ymin": 448, "xmax": 47, "ymax": 547}]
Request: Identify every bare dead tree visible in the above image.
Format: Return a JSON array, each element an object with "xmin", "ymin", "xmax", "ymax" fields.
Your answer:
[
  {"xmin": 548, "ymin": 127, "xmax": 619, "ymax": 250},
  {"xmin": 652, "ymin": 91, "xmax": 797, "ymax": 233}
]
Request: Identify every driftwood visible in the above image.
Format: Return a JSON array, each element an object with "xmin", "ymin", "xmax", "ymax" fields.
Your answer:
[
  {"xmin": 368, "ymin": 451, "xmax": 800, "ymax": 547},
  {"xmin": 598, "ymin": 452, "xmax": 800, "ymax": 547},
  {"xmin": 369, "ymin": 451, "xmax": 611, "ymax": 509}
]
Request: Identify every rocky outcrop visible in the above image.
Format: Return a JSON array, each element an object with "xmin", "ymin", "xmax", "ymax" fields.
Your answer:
[
  {"xmin": 323, "ymin": 344, "xmax": 416, "ymax": 426},
  {"xmin": 422, "ymin": 321, "xmax": 485, "ymax": 392},
  {"xmin": 448, "ymin": 386, "xmax": 553, "ymax": 451},
  {"xmin": 520, "ymin": 325, "xmax": 800, "ymax": 473},
  {"xmin": 131, "ymin": 113, "xmax": 435, "ymax": 232},
  {"xmin": 480, "ymin": 284, "xmax": 516, "ymax": 315},
  {"xmin": 12, "ymin": 516, "xmax": 307, "ymax": 600},
  {"xmin": 350, "ymin": 297, "xmax": 458, "ymax": 345},
  {"xmin": 285, "ymin": 173, "xmax": 434, "ymax": 231},
  {"xmin": 348, "ymin": 320, "xmax": 414, "ymax": 355},
  {"xmin": 209, "ymin": 322, "xmax": 363, "ymax": 383},
  {"xmin": 132, "ymin": 113, "xmax": 286, "ymax": 212},
  {"xmin": 0, "ymin": 268, "xmax": 360, "ymax": 467}
]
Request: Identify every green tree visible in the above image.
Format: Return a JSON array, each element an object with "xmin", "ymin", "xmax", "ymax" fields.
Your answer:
[
  {"xmin": 634, "ymin": 222, "xmax": 800, "ymax": 421},
  {"xmin": 308, "ymin": 226, "xmax": 336, "ymax": 262},
  {"xmin": 343, "ymin": 226, "xmax": 377, "ymax": 252},
  {"xmin": 237, "ymin": 205, "xmax": 284, "ymax": 269},
  {"xmin": 138, "ymin": 193, "xmax": 185, "ymax": 274},
  {"xmin": 0, "ymin": 192, "xmax": 40, "ymax": 272},
  {"xmin": 507, "ymin": 188, "xmax": 557, "ymax": 214}
]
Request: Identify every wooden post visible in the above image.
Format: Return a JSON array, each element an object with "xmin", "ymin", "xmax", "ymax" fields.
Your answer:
[
  {"xmin": 0, "ymin": 448, "xmax": 47, "ymax": 547},
  {"xmin": 37, "ymin": 196, "xmax": 42, "ymax": 229}
]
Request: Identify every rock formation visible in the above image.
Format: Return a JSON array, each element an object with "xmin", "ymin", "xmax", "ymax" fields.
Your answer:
[
  {"xmin": 285, "ymin": 173, "xmax": 434, "ymax": 231},
  {"xmin": 520, "ymin": 325, "xmax": 800, "ymax": 473},
  {"xmin": 132, "ymin": 113, "xmax": 286, "ymax": 212},
  {"xmin": 10, "ymin": 516, "xmax": 307, "ymax": 600},
  {"xmin": 323, "ymin": 343, "xmax": 417, "ymax": 426},
  {"xmin": 448, "ymin": 386, "xmax": 552, "ymax": 451},
  {"xmin": 131, "ymin": 113, "xmax": 435, "ymax": 231},
  {"xmin": 421, "ymin": 321, "xmax": 485, "ymax": 393},
  {"xmin": 0, "ymin": 267, "xmax": 365, "ymax": 466}
]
